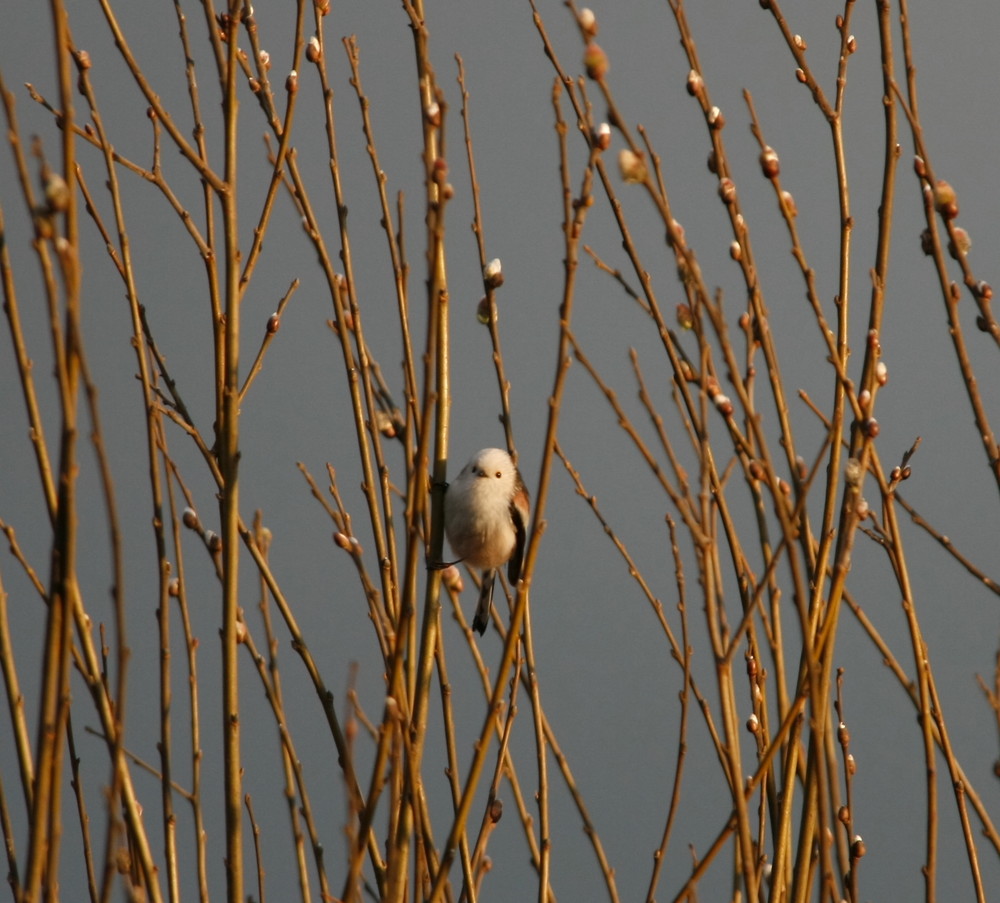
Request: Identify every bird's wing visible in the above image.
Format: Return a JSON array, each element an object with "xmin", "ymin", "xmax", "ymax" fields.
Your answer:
[{"xmin": 507, "ymin": 488, "xmax": 529, "ymax": 583}]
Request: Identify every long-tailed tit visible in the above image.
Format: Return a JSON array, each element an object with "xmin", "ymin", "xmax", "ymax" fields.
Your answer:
[{"xmin": 444, "ymin": 448, "xmax": 530, "ymax": 635}]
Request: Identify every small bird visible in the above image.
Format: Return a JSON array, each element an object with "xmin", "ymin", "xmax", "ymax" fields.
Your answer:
[{"xmin": 444, "ymin": 448, "xmax": 530, "ymax": 635}]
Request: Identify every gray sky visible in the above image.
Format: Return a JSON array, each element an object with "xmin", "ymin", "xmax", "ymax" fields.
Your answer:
[{"xmin": 1, "ymin": 1, "xmax": 998, "ymax": 900}]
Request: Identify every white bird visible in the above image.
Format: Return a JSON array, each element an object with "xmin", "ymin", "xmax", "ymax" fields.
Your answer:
[{"xmin": 444, "ymin": 448, "xmax": 530, "ymax": 634}]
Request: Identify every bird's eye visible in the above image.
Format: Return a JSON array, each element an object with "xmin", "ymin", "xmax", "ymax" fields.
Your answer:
[{"xmin": 495, "ymin": 471, "xmax": 502, "ymax": 478}]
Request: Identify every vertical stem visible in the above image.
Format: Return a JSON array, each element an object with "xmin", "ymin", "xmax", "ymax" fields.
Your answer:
[
  {"xmin": 219, "ymin": 4, "xmax": 243, "ymax": 901},
  {"xmin": 25, "ymin": 2, "xmax": 79, "ymax": 900}
]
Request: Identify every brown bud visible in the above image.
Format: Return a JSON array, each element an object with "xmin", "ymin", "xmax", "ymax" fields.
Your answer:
[
  {"xmin": 583, "ymin": 42, "xmax": 609, "ymax": 80},
  {"xmin": 718, "ymin": 177, "xmax": 737, "ymax": 205},
  {"xmin": 708, "ymin": 106, "xmax": 725, "ymax": 129},
  {"xmin": 489, "ymin": 797, "xmax": 504, "ymax": 823},
  {"xmin": 875, "ymin": 361, "xmax": 888, "ymax": 386},
  {"xmin": 838, "ymin": 721, "xmax": 850, "ymax": 746},
  {"xmin": 306, "ymin": 36, "xmax": 322, "ymax": 64},
  {"xmin": 266, "ymin": 313, "xmax": 280, "ymax": 334},
  {"xmin": 182, "ymin": 507, "xmax": 200, "ymax": 530},
  {"xmin": 795, "ymin": 68, "xmax": 807, "ymax": 84},
  {"xmin": 780, "ymin": 189, "xmax": 797, "ymax": 217},
  {"xmin": 207, "ymin": 531, "xmax": 222, "ymax": 552},
  {"xmin": 977, "ymin": 315, "xmax": 992, "ymax": 333},
  {"xmin": 748, "ymin": 460, "xmax": 764, "ymax": 481},
  {"xmin": 759, "ymin": 146, "xmax": 780, "ymax": 179},
  {"xmin": 729, "ymin": 241, "xmax": 742, "ymax": 261},
  {"xmin": 676, "ymin": 303, "xmax": 694, "ymax": 330},
  {"xmin": 977, "ymin": 280, "xmax": 993, "ymax": 300},
  {"xmin": 686, "ymin": 69, "xmax": 704, "ymax": 97},
  {"xmin": 920, "ymin": 228, "xmax": 934, "ymax": 256},
  {"xmin": 746, "ymin": 713, "xmax": 760, "ymax": 734},
  {"xmin": 715, "ymin": 394, "xmax": 734, "ymax": 417},
  {"xmin": 476, "ymin": 297, "xmax": 491, "ymax": 324},
  {"xmin": 432, "ymin": 157, "xmax": 448, "ymax": 184},
  {"xmin": 851, "ymin": 836, "xmax": 866, "ymax": 859},
  {"xmin": 862, "ymin": 417, "xmax": 879, "ymax": 439},
  {"xmin": 846, "ymin": 35, "xmax": 857, "ymax": 54},
  {"xmin": 793, "ymin": 34, "xmax": 807, "ymax": 50},
  {"xmin": 933, "ymin": 180, "xmax": 958, "ymax": 219},
  {"xmin": 75, "ymin": 49, "xmax": 92, "ymax": 71},
  {"xmin": 333, "ymin": 532, "xmax": 351, "ymax": 551},
  {"xmin": 285, "ymin": 70, "xmax": 298, "ymax": 93},
  {"xmin": 838, "ymin": 806, "xmax": 850, "ymax": 825},
  {"xmin": 913, "ymin": 155, "xmax": 926, "ymax": 178}
]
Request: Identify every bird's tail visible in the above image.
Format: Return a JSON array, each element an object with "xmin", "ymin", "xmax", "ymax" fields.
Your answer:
[{"xmin": 472, "ymin": 569, "xmax": 496, "ymax": 635}]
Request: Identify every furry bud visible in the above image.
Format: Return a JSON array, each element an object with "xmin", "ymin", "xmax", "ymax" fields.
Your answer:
[
  {"xmin": 618, "ymin": 148, "xmax": 647, "ymax": 183},
  {"xmin": 484, "ymin": 258, "xmax": 504, "ymax": 289},
  {"xmin": 948, "ymin": 227, "xmax": 971, "ymax": 258}
]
